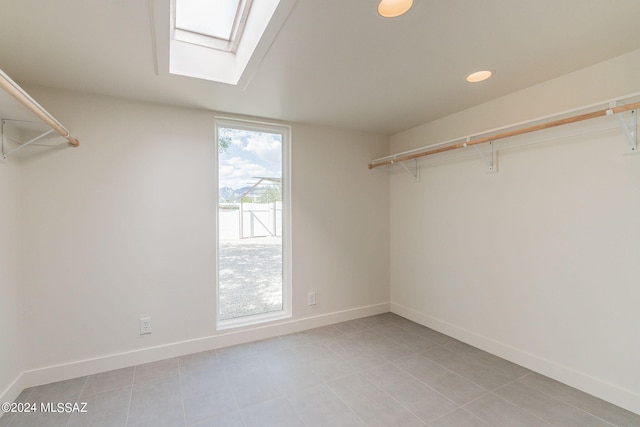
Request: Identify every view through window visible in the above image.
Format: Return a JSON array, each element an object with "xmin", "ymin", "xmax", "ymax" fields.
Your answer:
[{"xmin": 216, "ymin": 122, "xmax": 289, "ymax": 326}]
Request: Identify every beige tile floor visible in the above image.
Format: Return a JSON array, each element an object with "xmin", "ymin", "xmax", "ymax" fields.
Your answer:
[{"xmin": 1, "ymin": 313, "xmax": 639, "ymax": 427}]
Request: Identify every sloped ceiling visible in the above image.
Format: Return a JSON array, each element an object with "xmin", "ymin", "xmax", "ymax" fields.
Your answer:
[{"xmin": 1, "ymin": 0, "xmax": 640, "ymax": 135}]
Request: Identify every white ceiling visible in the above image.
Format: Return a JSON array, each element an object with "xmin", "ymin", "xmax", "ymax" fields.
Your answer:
[{"xmin": 1, "ymin": 0, "xmax": 640, "ymax": 135}]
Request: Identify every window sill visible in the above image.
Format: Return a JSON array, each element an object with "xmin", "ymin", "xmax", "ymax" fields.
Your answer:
[{"xmin": 216, "ymin": 310, "xmax": 291, "ymax": 331}]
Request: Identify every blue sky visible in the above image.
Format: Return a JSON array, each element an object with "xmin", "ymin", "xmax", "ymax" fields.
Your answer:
[{"xmin": 218, "ymin": 128, "xmax": 282, "ymax": 190}]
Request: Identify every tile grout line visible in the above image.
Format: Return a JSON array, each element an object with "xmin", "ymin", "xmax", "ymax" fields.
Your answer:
[
  {"xmin": 325, "ymin": 362, "xmax": 429, "ymax": 426},
  {"xmin": 506, "ymin": 377, "xmax": 619, "ymax": 427},
  {"xmin": 425, "ymin": 406, "xmax": 492, "ymax": 427},
  {"xmin": 386, "ymin": 357, "xmax": 461, "ymax": 408},
  {"xmin": 282, "ymin": 395, "xmax": 312, "ymax": 427},
  {"xmin": 415, "ymin": 342, "xmax": 535, "ymax": 395},
  {"xmin": 123, "ymin": 365, "xmax": 135, "ymax": 427},
  {"xmin": 6, "ymin": 387, "xmax": 35, "ymax": 427},
  {"xmin": 16, "ymin": 315, "xmax": 635, "ymax": 427},
  {"xmin": 359, "ymin": 368, "xmax": 453, "ymax": 426},
  {"xmin": 323, "ymin": 380, "xmax": 371, "ymax": 427},
  {"xmin": 322, "ymin": 317, "xmax": 469, "ymax": 422},
  {"xmin": 225, "ymin": 362, "xmax": 252, "ymax": 427},
  {"xmin": 216, "ymin": 349, "xmax": 249, "ymax": 427},
  {"xmin": 176, "ymin": 360, "xmax": 188, "ymax": 427},
  {"xmin": 64, "ymin": 376, "xmax": 88, "ymax": 427},
  {"xmin": 292, "ymin": 324, "xmax": 421, "ymax": 426},
  {"xmin": 397, "ymin": 351, "xmax": 495, "ymax": 395},
  {"xmin": 473, "ymin": 390, "xmax": 556, "ymax": 426},
  {"xmin": 406, "ymin": 350, "xmax": 560, "ymax": 425},
  {"xmin": 219, "ymin": 351, "xmax": 286, "ymax": 425},
  {"xmin": 76, "ymin": 375, "xmax": 89, "ymax": 399}
]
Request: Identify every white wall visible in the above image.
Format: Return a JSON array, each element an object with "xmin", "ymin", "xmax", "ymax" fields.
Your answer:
[
  {"xmin": 0, "ymin": 155, "xmax": 24, "ymax": 403},
  {"xmin": 292, "ymin": 124, "xmax": 390, "ymax": 317},
  {"xmin": 14, "ymin": 87, "xmax": 389, "ymax": 379},
  {"xmin": 390, "ymin": 49, "xmax": 640, "ymax": 413}
]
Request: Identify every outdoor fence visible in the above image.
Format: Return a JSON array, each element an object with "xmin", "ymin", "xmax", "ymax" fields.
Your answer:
[{"xmin": 219, "ymin": 201, "xmax": 283, "ymax": 240}]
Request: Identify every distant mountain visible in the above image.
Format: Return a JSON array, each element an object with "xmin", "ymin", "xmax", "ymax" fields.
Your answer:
[
  {"xmin": 219, "ymin": 187, "xmax": 236, "ymax": 201},
  {"xmin": 235, "ymin": 186, "xmax": 253, "ymax": 197},
  {"xmin": 218, "ymin": 186, "xmax": 254, "ymax": 202}
]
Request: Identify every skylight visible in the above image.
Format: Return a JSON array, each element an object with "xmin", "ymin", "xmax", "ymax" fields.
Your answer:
[
  {"xmin": 165, "ymin": 0, "xmax": 297, "ymax": 86},
  {"xmin": 173, "ymin": 0, "xmax": 252, "ymax": 53}
]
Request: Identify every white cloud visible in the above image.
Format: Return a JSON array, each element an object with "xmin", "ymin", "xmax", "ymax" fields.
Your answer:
[
  {"xmin": 218, "ymin": 129, "xmax": 282, "ymax": 190},
  {"xmin": 219, "ymin": 156, "xmax": 271, "ymax": 189},
  {"xmin": 243, "ymin": 133, "xmax": 281, "ymax": 164}
]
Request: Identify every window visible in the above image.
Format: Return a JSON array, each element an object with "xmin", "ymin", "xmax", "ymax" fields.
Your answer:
[
  {"xmin": 166, "ymin": 0, "xmax": 294, "ymax": 85},
  {"xmin": 215, "ymin": 118, "xmax": 291, "ymax": 329},
  {"xmin": 173, "ymin": 0, "xmax": 252, "ymax": 52}
]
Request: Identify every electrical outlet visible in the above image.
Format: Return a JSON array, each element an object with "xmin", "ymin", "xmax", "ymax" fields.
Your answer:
[
  {"xmin": 139, "ymin": 317, "xmax": 152, "ymax": 335},
  {"xmin": 308, "ymin": 291, "xmax": 316, "ymax": 306}
]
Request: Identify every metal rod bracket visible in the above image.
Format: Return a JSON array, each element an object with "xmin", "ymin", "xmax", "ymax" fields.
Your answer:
[
  {"xmin": 465, "ymin": 139, "xmax": 498, "ymax": 173},
  {"xmin": 610, "ymin": 101, "xmax": 637, "ymax": 152},
  {"xmin": 1, "ymin": 118, "xmax": 56, "ymax": 160},
  {"xmin": 391, "ymin": 157, "xmax": 419, "ymax": 182}
]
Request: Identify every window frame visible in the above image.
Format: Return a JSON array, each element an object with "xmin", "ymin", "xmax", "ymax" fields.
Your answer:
[
  {"xmin": 214, "ymin": 117, "xmax": 292, "ymax": 330},
  {"xmin": 172, "ymin": 0, "xmax": 253, "ymax": 53}
]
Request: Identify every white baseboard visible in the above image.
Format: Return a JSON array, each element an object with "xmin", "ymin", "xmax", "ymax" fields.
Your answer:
[
  {"xmin": 1, "ymin": 302, "xmax": 389, "ymax": 405},
  {"xmin": 0, "ymin": 373, "xmax": 24, "ymax": 419},
  {"xmin": 390, "ymin": 302, "xmax": 640, "ymax": 415}
]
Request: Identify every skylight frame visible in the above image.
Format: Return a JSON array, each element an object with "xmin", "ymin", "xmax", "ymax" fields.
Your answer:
[
  {"xmin": 172, "ymin": 0, "xmax": 253, "ymax": 53},
  {"xmin": 160, "ymin": 0, "xmax": 297, "ymax": 86}
]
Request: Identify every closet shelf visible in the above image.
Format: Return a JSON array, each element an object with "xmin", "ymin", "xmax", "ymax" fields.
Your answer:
[
  {"xmin": 0, "ymin": 68, "xmax": 79, "ymax": 159},
  {"xmin": 369, "ymin": 95, "xmax": 640, "ymax": 171}
]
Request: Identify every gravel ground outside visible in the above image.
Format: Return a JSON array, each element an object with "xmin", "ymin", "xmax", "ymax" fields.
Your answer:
[{"xmin": 218, "ymin": 237, "xmax": 283, "ymax": 320}]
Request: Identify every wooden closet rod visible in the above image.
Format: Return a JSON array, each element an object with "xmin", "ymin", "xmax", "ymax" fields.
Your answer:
[
  {"xmin": 368, "ymin": 102, "xmax": 640, "ymax": 169},
  {"xmin": 0, "ymin": 69, "xmax": 79, "ymax": 147}
]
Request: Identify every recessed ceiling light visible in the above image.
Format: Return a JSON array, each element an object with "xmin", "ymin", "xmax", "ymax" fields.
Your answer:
[
  {"xmin": 378, "ymin": 0, "xmax": 414, "ymax": 18},
  {"xmin": 466, "ymin": 70, "xmax": 493, "ymax": 83}
]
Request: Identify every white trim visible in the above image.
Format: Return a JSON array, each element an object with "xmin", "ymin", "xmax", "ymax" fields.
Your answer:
[
  {"xmin": 1, "ymin": 303, "xmax": 389, "ymax": 402},
  {"xmin": 390, "ymin": 302, "xmax": 640, "ymax": 415},
  {"xmin": 0, "ymin": 373, "xmax": 24, "ymax": 418},
  {"xmin": 217, "ymin": 311, "xmax": 292, "ymax": 331},
  {"xmin": 166, "ymin": 0, "xmax": 298, "ymax": 86},
  {"xmin": 214, "ymin": 117, "xmax": 292, "ymax": 331},
  {"xmin": 173, "ymin": 28, "xmax": 235, "ymax": 52},
  {"xmin": 172, "ymin": 0, "xmax": 253, "ymax": 53}
]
